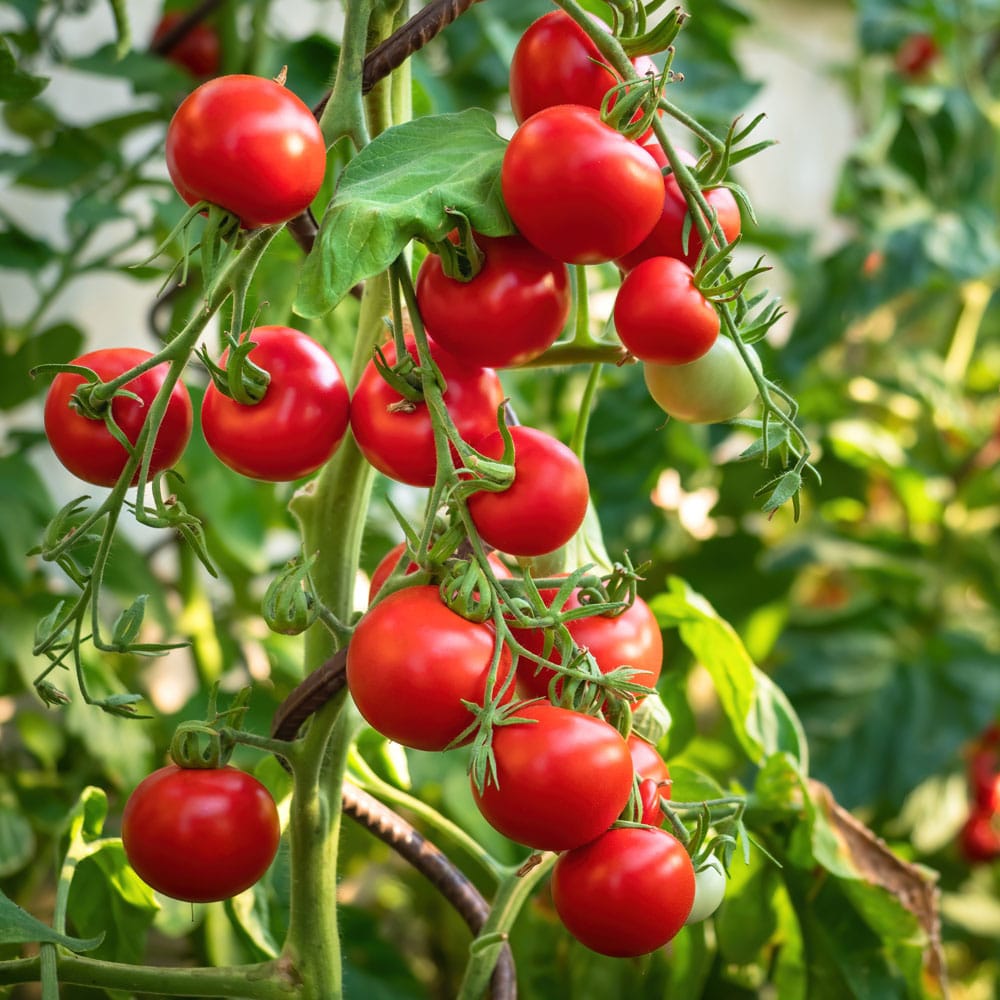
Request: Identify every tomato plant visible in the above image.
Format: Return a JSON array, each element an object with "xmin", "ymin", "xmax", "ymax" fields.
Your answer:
[
  {"xmin": 643, "ymin": 335, "xmax": 760, "ymax": 424},
  {"xmin": 466, "ymin": 425, "xmax": 589, "ymax": 557},
  {"xmin": 368, "ymin": 540, "xmax": 511, "ymax": 604},
  {"xmin": 43, "ymin": 347, "xmax": 192, "ymax": 487},
  {"xmin": 415, "ymin": 234, "xmax": 570, "ymax": 368},
  {"xmin": 150, "ymin": 11, "xmax": 220, "ymax": 77},
  {"xmin": 613, "ymin": 256, "xmax": 720, "ymax": 364},
  {"xmin": 551, "ymin": 826, "xmax": 695, "ymax": 956},
  {"xmin": 346, "ymin": 586, "xmax": 513, "ymax": 751},
  {"xmin": 200, "ymin": 326, "xmax": 350, "ymax": 482},
  {"xmin": 121, "ymin": 764, "xmax": 280, "ymax": 903},
  {"xmin": 501, "ymin": 104, "xmax": 664, "ymax": 265},
  {"xmin": 350, "ymin": 337, "xmax": 503, "ymax": 487},
  {"xmin": 471, "ymin": 701, "xmax": 633, "ymax": 852},
  {"xmin": 166, "ymin": 74, "xmax": 327, "ymax": 229}
]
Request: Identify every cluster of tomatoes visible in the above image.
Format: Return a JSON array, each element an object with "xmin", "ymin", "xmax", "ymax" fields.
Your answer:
[{"xmin": 959, "ymin": 724, "xmax": 1000, "ymax": 864}]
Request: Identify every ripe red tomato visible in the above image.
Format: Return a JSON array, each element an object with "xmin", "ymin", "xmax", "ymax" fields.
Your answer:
[
  {"xmin": 501, "ymin": 105, "xmax": 664, "ymax": 265},
  {"xmin": 617, "ymin": 145, "xmax": 742, "ymax": 272},
  {"xmin": 514, "ymin": 590, "xmax": 662, "ymax": 698},
  {"xmin": 44, "ymin": 347, "xmax": 192, "ymax": 488},
  {"xmin": 466, "ymin": 426, "xmax": 589, "ymax": 557},
  {"xmin": 346, "ymin": 585, "xmax": 513, "ymax": 751},
  {"xmin": 415, "ymin": 234, "xmax": 570, "ymax": 368},
  {"xmin": 551, "ymin": 826, "xmax": 695, "ymax": 956},
  {"xmin": 151, "ymin": 11, "xmax": 220, "ymax": 77},
  {"xmin": 121, "ymin": 764, "xmax": 280, "ymax": 902},
  {"xmin": 643, "ymin": 335, "xmax": 760, "ymax": 424},
  {"xmin": 613, "ymin": 256, "xmax": 720, "ymax": 364},
  {"xmin": 368, "ymin": 541, "xmax": 512, "ymax": 604},
  {"xmin": 471, "ymin": 701, "xmax": 633, "ymax": 851},
  {"xmin": 628, "ymin": 733, "xmax": 671, "ymax": 791},
  {"xmin": 350, "ymin": 338, "xmax": 503, "ymax": 487},
  {"xmin": 509, "ymin": 10, "xmax": 651, "ymax": 125},
  {"xmin": 959, "ymin": 809, "xmax": 1000, "ymax": 864},
  {"xmin": 200, "ymin": 326, "xmax": 349, "ymax": 482},
  {"xmin": 165, "ymin": 75, "xmax": 326, "ymax": 229}
]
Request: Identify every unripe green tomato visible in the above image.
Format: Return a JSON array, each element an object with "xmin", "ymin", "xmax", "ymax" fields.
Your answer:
[
  {"xmin": 643, "ymin": 335, "xmax": 760, "ymax": 424},
  {"xmin": 685, "ymin": 854, "xmax": 727, "ymax": 924}
]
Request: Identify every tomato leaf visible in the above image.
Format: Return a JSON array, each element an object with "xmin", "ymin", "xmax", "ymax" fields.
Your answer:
[
  {"xmin": 0, "ymin": 36, "xmax": 49, "ymax": 100},
  {"xmin": 296, "ymin": 109, "xmax": 514, "ymax": 317},
  {"xmin": 0, "ymin": 888, "xmax": 103, "ymax": 950}
]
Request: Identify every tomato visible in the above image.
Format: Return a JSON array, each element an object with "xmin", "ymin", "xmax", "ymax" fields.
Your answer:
[
  {"xmin": 969, "ymin": 750, "xmax": 1000, "ymax": 811},
  {"xmin": 44, "ymin": 348, "xmax": 192, "ymax": 488},
  {"xmin": 514, "ymin": 590, "xmax": 662, "ymax": 698},
  {"xmin": 959, "ymin": 809, "xmax": 1000, "ymax": 864},
  {"xmin": 368, "ymin": 541, "xmax": 512, "ymax": 604},
  {"xmin": 501, "ymin": 105, "xmax": 664, "ymax": 265},
  {"xmin": 121, "ymin": 764, "xmax": 280, "ymax": 902},
  {"xmin": 415, "ymin": 234, "xmax": 570, "ymax": 369},
  {"xmin": 350, "ymin": 337, "xmax": 503, "ymax": 487},
  {"xmin": 509, "ymin": 11, "xmax": 652, "ymax": 126},
  {"xmin": 628, "ymin": 733, "xmax": 671, "ymax": 792},
  {"xmin": 551, "ymin": 826, "xmax": 695, "ymax": 956},
  {"xmin": 643, "ymin": 335, "xmax": 760, "ymax": 424},
  {"xmin": 471, "ymin": 701, "xmax": 633, "ymax": 852},
  {"xmin": 166, "ymin": 75, "xmax": 326, "ymax": 229},
  {"xmin": 347, "ymin": 585, "xmax": 513, "ymax": 751},
  {"xmin": 466, "ymin": 426, "xmax": 589, "ymax": 557},
  {"xmin": 151, "ymin": 12, "xmax": 220, "ymax": 77},
  {"xmin": 895, "ymin": 33, "xmax": 938, "ymax": 78},
  {"xmin": 200, "ymin": 326, "xmax": 349, "ymax": 482},
  {"xmin": 638, "ymin": 777, "xmax": 665, "ymax": 826},
  {"xmin": 685, "ymin": 855, "xmax": 727, "ymax": 924},
  {"xmin": 617, "ymin": 146, "xmax": 742, "ymax": 272},
  {"xmin": 613, "ymin": 256, "xmax": 719, "ymax": 364}
]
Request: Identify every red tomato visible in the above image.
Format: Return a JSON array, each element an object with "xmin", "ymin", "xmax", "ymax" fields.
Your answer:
[
  {"xmin": 200, "ymin": 326, "xmax": 349, "ymax": 482},
  {"xmin": 151, "ymin": 11, "xmax": 220, "ymax": 77},
  {"xmin": 350, "ymin": 337, "xmax": 503, "ymax": 487},
  {"xmin": 959, "ymin": 809, "xmax": 1000, "ymax": 864},
  {"xmin": 643, "ymin": 335, "xmax": 760, "ymax": 424},
  {"xmin": 551, "ymin": 826, "xmax": 695, "ymax": 956},
  {"xmin": 895, "ymin": 33, "xmax": 939, "ymax": 78},
  {"xmin": 44, "ymin": 347, "xmax": 192, "ymax": 488},
  {"xmin": 166, "ymin": 75, "xmax": 326, "ymax": 229},
  {"xmin": 968, "ymin": 749, "xmax": 1000, "ymax": 811},
  {"xmin": 628, "ymin": 733, "xmax": 671, "ymax": 791},
  {"xmin": 617, "ymin": 145, "xmax": 742, "ymax": 272},
  {"xmin": 509, "ymin": 11, "xmax": 651, "ymax": 126},
  {"xmin": 122, "ymin": 764, "xmax": 280, "ymax": 902},
  {"xmin": 638, "ymin": 777, "xmax": 665, "ymax": 826},
  {"xmin": 467, "ymin": 426, "xmax": 589, "ymax": 557},
  {"xmin": 514, "ymin": 590, "xmax": 662, "ymax": 698},
  {"xmin": 471, "ymin": 701, "xmax": 633, "ymax": 851},
  {"xmin": 368, "ymin": 541, "xmax": 512, "ymax": 604},
  {"xmin": 501, "ymin": 105, "xmax": 664, "ymax": 265},
  {"xmin": 613, "ymin": 256, "xmax": 720, "ymax": 364},
  {"xmin": 415, "ymin": 234, "xmax": 570, "ymax": 368},
  {"xmin": 346, "ymin": 585, "xmax": 513, "ymax": 751}
]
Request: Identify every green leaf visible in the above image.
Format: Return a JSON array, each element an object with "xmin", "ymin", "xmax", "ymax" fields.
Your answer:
[
  {"xmin": 0, "ymin": 322, "xmax": 85, "ymax": 410},
  {"xmin": 0, "ymin": 35, "xmax": 49, "ymax": 100},
  {"xmin": 296, "ymin": 109, "xmax": 513, "ymax": 317},
  {"xmin": 0, "ymin": 453, "xmax": 53, "ymax": 583},
  {"xmin": 0, "ymin": 804, "xmax": 35, "ymax": 877},
  {"xmin": 0, "ymin": 888, "xmax": 102, "ymax": 950},
  {"xmin": 0, "ymin": 222, "xmax": 54, "ymax": 270}
]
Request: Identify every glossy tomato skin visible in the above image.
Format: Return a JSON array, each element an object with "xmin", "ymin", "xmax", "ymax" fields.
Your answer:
[
  {"xmin": 350, "ymin": 338, "xmax": 503, "ymax": 488},
  {"xmin": 614, "ymin": 257, "xmax": 719, "ymax": 365},
  {"xmin": 501, "ymin": 105, "xmax": 663, "ymax": 265},
  {"xmin": 415, "ymin": 234, "xmax": 570, "ymax": 368},
  {"xmin": 368, "ymin": 541, "xmax": 512, "ymax": 605},
  {"xmin": 617, "ymin": 146, "xmax": 742, "ymax": 272},
  {"xmin": 471, "ymin": 701, "xmax": 633, "ymax": 852},
  {"xmin": 510, "ymin": 11, "xmax": 643, "ymax": 124},
  {"xmin": 200, "ymin": 326, "xmax": 349, "ymax": 481},
  {"xmin": 638, "ymin": 777, "xmax": 665, "ymax": 826},
  {"xmin": 346, "ymin": 585, "xmax": 513, "ymax": 751},
  {"xmin": 121, "ymin": 764, "xmax": 280, "ymax": 903},
  {"xmin": 552, "ymin": 826, "xmax": 695, "ymax": 956},
  {"xmin": 643, "ymin": 335, "xmax": 760, "ymax": 424},
  {"xmin": 628, "ymin": 733, "xmax": 671, "ymax": 793},
  {"xmin": 151, "ymin": 12, "xmax": 220, "ymax": 77},
  {"xmin": 515, "ymin": 590, "xmax": 662, "ymax": 698},
  {"xmin": 166, "ymin": 75, "xmax": 326, "ymax": 229},
  {"xmin": 44, "ymin": 348, "xmax": 192, "ymax": 488},
  {"xmin": 467, "ymin": 426, "xmax": 589, "ymax": 557}
]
